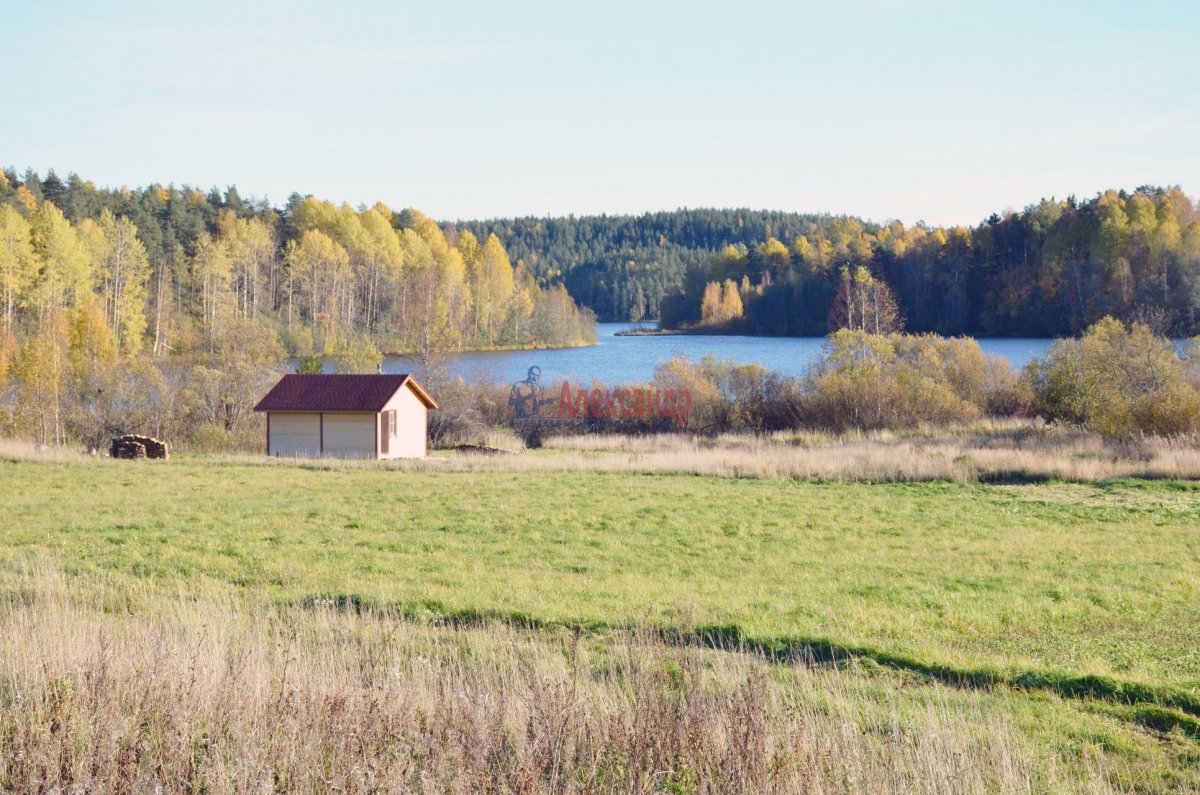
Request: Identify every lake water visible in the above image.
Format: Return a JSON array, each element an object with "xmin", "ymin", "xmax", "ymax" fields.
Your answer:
[{"xmin": 380, "ymin": 324, "xmax": 1056, "ymax": 385}]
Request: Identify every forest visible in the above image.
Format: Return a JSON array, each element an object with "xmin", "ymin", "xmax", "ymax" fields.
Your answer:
[
  {"xmin": 0, "ymin": 167, "xmax": 594, "ymax": 447},
  {"xmin": 461, "ymin": 188, "xmax": 1200, "ymax": 337},
  {"xmin": 455, "ymin": 209, "xmax": 835, "ymax": 324}
]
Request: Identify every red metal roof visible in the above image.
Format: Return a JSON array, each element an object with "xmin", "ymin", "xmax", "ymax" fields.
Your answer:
[{"xmin": 253, "ymin": 374, "xmax": 438, "ymax": 412}]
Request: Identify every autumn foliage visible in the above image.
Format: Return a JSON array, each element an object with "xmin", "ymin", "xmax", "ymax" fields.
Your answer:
[
  {"xmin": 0, "ymin": 170, "xmax": 596, "ymax": 448},
  {"xmin": 1029, "ymin": 317, "xmax": 1200, "ymax": 437}
]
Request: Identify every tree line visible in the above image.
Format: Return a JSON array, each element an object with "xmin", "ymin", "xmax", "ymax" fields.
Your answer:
[
  {"xmin": 0, "ymin": 167, "xmax": 595, "ymax": 355},
  {"xmin": 455, "ymin": 209, "xmax": 847, "ymax": 323},
  {"xmin": 460, "ymin": 189, "xmax": 1200, "ymax": 337},
  {"xmin": 0, "ymin": 167, "xmax": 595, "ymax": 448}
]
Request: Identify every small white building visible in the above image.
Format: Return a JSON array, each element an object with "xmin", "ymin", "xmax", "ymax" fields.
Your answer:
[{"xmin": 254, "ymin": 374, "xmax": 438, "ymax": 459}]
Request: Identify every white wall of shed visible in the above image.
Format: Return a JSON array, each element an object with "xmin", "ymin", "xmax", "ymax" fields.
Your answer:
[{"xmin": 380, "ymin": 383, "xmax": 429, "ymax": 458}]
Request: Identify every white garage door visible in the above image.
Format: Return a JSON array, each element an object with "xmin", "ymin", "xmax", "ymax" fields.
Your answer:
[
  {"xmin": 322, "ymin": 413, "xmax": 376, "ymax": 459},
  {"xmin": 269, "ymin": 413, "xmax": 321, "ymax": 457}
]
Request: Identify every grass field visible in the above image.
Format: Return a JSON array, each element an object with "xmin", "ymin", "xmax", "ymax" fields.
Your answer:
[{"xmin": 2, "ymin": 449, "xmax": 1199, "ymax": 791}]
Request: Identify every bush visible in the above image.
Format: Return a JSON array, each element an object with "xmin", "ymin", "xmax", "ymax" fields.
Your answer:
[
  {"xmin": 652, "ymin": 356, "xmax": 802, "ymax": 434},
  {"xmin": 651, "ymin": 358, "xmax": 726, "ymax": 434},
  {"xmin": 426, "ymin": 379, "xmax": 499, "ymax": 448},
  {"xmin": 296, "ymin": 355, "xmax": 323, "ymax": 375},
  {"xmin": 1029, "ymin": 317, "xmax": 1200, "ymax": 437},
  {"xmin": 798, "ymin": 331, "xmax": 992, "ymax": 431},
  {"xmin": 188, "ymin": 422, "xmax": 264, "ymax": 453},
  {"xmin": 278, "ymin": 324, "xmax": 315, "ymax": 357},
  {"xmin": 985, "ymin": 359, "xmax": 1038, "ymax": 418},
  {"xmin": 1131, "ymin": 384, "xmax": 1200, "ymax": 437},
  {"xmin": 331, "ymin": 336, "xmax": 383, "ymax": 374}
]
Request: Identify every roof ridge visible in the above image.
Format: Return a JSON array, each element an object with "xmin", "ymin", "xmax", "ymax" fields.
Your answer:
[{"xmin": 254, "ymin": 373, "xmax": 437, "ymax": 412}]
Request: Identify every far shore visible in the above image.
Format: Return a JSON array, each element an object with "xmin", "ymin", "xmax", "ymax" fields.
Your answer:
[
  {"xmin": 613, "ymin": 325, "xmax": 719, "ymax": 337},
  {"xmin": 381, "ymin": 339, "xmax": 599, "ymax": 355}
]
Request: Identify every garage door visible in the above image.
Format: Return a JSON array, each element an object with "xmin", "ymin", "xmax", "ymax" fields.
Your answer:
[
  {"xmin": 322, "ymin": 413, "xmax": 375, "ymax": 459},
  {"xmin": 269, "ymin": 413, "xmax": 321, "ymax": 457}
]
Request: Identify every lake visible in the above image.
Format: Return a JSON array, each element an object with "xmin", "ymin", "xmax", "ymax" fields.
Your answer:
[{"xmin": 379, "ymin": 325, "xmax": 1056, "ymax": 385}]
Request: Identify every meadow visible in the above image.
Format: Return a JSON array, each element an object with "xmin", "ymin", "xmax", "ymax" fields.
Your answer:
[{"xmin": 2, "ymin": 444, "xmax": 1199, "ymax": 791}]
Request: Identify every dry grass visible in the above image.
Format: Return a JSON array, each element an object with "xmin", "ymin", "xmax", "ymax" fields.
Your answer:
[
  {"xmin": 6, "ymin": 421, "xmax": 1198, "ymax": 483},
  {"xmin": 0, "ymin": 568, "xmax": 1142, "ymax": 794},
  {"xmin": 421, "ymin": 422, "xmax": 1198, "ymax": 482},
  {"xmin": 501, "ymin": 422, "xmax": 1200, "ymax": 482},
  {"xmin": 0, "ymin": 437, "xmax": 91, "ymax": 464}
]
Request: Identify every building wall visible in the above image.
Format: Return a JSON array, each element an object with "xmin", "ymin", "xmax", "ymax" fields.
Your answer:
[
  {"xmin": 268, "ymin": 413, "xmax": 321, "ymax": 457},
  {"xmin": 322, "ymin": 413, "xmax": 377, "ymax": 459},
  {"xmin": 380, "ymin": 384, "xmax": 429, "ymax": 458}
]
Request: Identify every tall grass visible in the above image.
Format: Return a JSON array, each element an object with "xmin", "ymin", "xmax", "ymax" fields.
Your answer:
[
  {"xmin": 8, "ymin": 421, "xmax": 1200, "ymax": 482},
  {"xmin": 0, "ymin": 568, "xmax": 1138, "ymax": 794},
  {"xmin": 329, "ymin": 422, "xmax": 1200, "ymax": 482}
]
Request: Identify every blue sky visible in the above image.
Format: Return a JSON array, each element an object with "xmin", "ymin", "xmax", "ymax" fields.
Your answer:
[{"xmin": 3, "ymin": 0, "xmax": 1197, "ymax": 225}]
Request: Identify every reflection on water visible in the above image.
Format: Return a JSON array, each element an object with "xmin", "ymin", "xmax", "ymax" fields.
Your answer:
[{"xmin": 377, "ymin": 324, "xmax": 1056, "ymax": 384}]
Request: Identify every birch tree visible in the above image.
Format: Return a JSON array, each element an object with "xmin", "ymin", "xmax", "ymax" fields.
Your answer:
[
  {"xmin": 31, "ymin": 202, "xmax": 90, "ymax": 323},
  {"xmin": 98, "ymin": 211, "xmax": 151, "ymax": 352},
  {"xmin": 0, "ymin": 205, "xmax": 35, "ymax": 334}
]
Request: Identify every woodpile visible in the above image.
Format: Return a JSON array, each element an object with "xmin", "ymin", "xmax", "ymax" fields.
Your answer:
[{"xmin": 109, "ymin": 435, "xmax": 169, "ymax": 460}]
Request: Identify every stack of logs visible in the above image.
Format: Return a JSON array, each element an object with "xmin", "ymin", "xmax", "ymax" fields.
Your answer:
[{"xmin": 109, "ymin": 434, "xmax": 170, "ymax": 460}]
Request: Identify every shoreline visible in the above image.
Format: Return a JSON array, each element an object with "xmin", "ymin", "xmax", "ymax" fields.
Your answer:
[{"xmin": 380, "ymin": 338, "xmax": 598, "ymax": 356}]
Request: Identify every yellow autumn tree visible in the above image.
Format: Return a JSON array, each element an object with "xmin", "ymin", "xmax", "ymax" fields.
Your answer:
[
  {"xmin": 398, "ymin": 227, "xmax": 452, "ymax": 378},
  {"xmin": 700, "ymin": 281, "xmax": 722, "ymax": 324},
  {"xmin": 477, "ymin": 234, "xmax": 515, "ymax": 344},
  {"xmin": 13, "ymin": 312, "xmax": 69, "ymax": 446},
  {"xmin": 0, "ymin": 205, "xmax": 36, "ymax": 334},
  {"xmin": 97, "ymin": 211, "xmax": 151, "ymax": 353},
  {"xmin": 457, "ymin": 229, "xmax": 485, "ymax": 336},
  {"xmin": 720, "ymin": 279, "xmax": 743, "ymax": 321},
  {"xmin": 829, "ymin": 266, "xmax": 903, "ymax": 334},
  {"xmin": 31, "ymin": 201, "xmax": 91, "ymax": 322},
  {"xmin": 359, "ymin": 206, "xmax": 404, "ymax": 333},
  {"xmin": 193, "ymin": 232, "xmax": 234, "ymax": 345},
  {"xmin": 284, "ymin": 230, "xmax": 351, "ymax": 346},
  {"xmin": 223, "ymin": 215, "xmax": 275, "ymax": 320},
  {"xmin": 700, "ymin": 279, "xmax": 743, "ymax": 324}
]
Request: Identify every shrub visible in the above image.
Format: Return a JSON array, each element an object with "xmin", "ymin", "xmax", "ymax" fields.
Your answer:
[
  {"xmin": 799, "ymin": 331, "xmax": 990, "ymax": 431},
  {"xmin": 331, "ymin": 336, "xmax": 383, "ymax": 374},
  {"xmin": 984, "ymin": 360, "xmax": 1038, "ymax": 418},
  {"xmin": 296, "ymin": 355, "xmax": 323, "ymax": 374},
  {"xmin": 1131, "ymin": 384, "xmax": 1200, "ymax": 437},
  {"xmin": 652, "ymin": 356, "xmax": 802, "ymax": 434},
  {"xmin": 427, "ymin": 378, "xmax": 499, "ymax": 448},
  {"xmin": 651, "ymin": 357, "xmax": 731, "ymax": 434},
  {"xmin": 188, "ymin": 422, "xmax": 264, "ymax": 453},
  {"xmin": 1029, "ymin": 317, "xmax": 1200, "ymax": 437}
]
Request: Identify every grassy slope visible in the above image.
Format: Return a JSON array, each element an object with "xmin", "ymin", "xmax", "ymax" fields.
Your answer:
[
  {"xmin": 4, "ymin": 457, "xmax": 1200, "ymax": 788},
  {"xmin": 3, "ymin": 458, "xmax": 1197, "ymax": 691},
  {"xmin": 2, "ymin": 579, "xmax": 1195, "ymax": 793}
]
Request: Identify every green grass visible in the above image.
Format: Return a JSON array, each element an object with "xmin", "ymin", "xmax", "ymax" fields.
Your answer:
[
  {"xmin": 4, "ymin": 458, "xmax": 1198, "ymax": 695},
  {"xmin": 3, "ymin": 455, "xmax": 1200, "ymax": 788}
]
